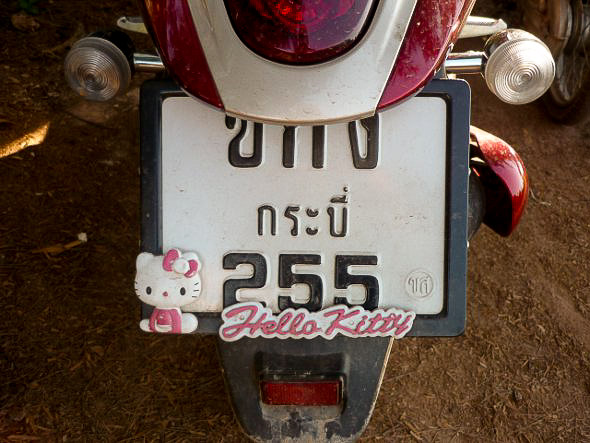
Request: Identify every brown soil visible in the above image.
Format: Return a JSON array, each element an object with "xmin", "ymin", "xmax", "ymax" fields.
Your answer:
[{"xmin": 1, "ymin": 1, "xmax": 589, "ymax": 441}]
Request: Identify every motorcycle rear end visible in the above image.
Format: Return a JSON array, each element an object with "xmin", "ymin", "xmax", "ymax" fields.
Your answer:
[{"xmin": 64, "ymin": 1, "xmax": 554, "ymax": 441}]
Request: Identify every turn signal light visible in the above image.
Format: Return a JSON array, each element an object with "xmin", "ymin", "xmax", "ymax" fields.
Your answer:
[
  {"xmin": 260, "ymin": 380, "xmax": 342, "ymax": 406},
  {"xmin": 224, "ymin": 0, "xmax": 377, "ymax": 64},
  {"xmin": 484, "ymin": 29, "xmax": 555, "ymax": 105},
  {"xmin": 64, "ymin": 31, "xmax": 134, "ymax": 101}
]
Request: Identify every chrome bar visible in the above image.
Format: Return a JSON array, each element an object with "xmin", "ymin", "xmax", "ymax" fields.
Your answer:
[
  {"xmin": 444, "ymin": 51, "xmax": 485, "ymax": 74},
  {"xmin": 133, "ymin": 53, "xmax": 165, "ymax": 73},
  {"xmin": 459, "ymin": 16, "xmax": 507, "ymax": 39},
  {"xmin": 117, "ymin": 16, "xmax": 147, "ymax": 34}
]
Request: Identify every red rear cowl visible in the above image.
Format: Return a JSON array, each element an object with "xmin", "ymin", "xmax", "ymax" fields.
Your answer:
[
  {"xmin": 378, "ymin": 0, "xmax": 475, "ymax": 109},
  {"xmin": 140, "ymin": 0, "xmax": 223, "ymax": 108},
  {"xmin": 140, "ymin": 0, "xmax": 475, "ymax": 112}
]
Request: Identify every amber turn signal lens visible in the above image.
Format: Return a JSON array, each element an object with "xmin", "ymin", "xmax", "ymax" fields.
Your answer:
[{"xmin": 64, "ymin": 32, "xmax": 133, "ymax": 101}]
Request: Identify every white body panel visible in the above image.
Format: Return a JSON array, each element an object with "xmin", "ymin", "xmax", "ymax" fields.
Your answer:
[
  {"xmin": 187, "ymin": 0, "xmax": 417, "ymax": 124},
  {"xmin": 160, "ymin": 96, "xmax": 448, "ymax": 315}
]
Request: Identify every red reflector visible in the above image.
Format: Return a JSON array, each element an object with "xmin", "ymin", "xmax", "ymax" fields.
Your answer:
[
  {"xmin": 225, "ymin": 0, "xmax": 377, "ymax": 64},
  {"xmin": 261, "ymin": 380, "xmax": 342, "ymax": 406}
]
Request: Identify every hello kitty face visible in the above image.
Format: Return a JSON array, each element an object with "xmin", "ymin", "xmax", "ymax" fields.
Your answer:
[{"xmin": 135, "ymin": 249, "xmax": 202, "ymax": 309}]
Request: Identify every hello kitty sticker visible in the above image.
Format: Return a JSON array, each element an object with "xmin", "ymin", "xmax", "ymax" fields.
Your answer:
[{"xmin": 135, "ymin": 248, "xmax": 202, "ymax": 334}]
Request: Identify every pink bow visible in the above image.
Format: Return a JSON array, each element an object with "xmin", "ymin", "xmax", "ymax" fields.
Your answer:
[{"xmin": 162, "ymin": 248, "xmax": 199, "ymax": 277}]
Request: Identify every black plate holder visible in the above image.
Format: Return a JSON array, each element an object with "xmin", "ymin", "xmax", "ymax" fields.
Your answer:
[
  {"xmin": 139, "ymin": 78, "xmax": 470, "ymax": 337},
  {"xmin": 139, "ymin": 78, "xmax": 470, "ymax": 441}
]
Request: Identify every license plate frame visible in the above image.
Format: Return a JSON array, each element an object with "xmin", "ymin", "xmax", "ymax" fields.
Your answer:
[{"xmin": 139, "ymin": 78, "xmax": 470, "ymax": 337}]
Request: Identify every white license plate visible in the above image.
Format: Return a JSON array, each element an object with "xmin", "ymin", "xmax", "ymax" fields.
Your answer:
[{"xmin": 159, "ymin": 96, "xmax": 448, "ymax": 315}]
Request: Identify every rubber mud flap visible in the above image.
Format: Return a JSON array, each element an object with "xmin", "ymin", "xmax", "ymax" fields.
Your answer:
[{"xmin": 217, "ymin": 336, "xmax": 392, "ymax": 442}]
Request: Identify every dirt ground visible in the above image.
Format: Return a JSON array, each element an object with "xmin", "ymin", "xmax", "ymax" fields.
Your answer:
[{"xmin": 1, "ymin": 0, "xmax": 589, "ymax": 441}]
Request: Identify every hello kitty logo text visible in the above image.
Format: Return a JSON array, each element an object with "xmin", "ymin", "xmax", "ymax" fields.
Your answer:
[
  {"xmin": 134, "ymin": 248, "xmax": 202, "ymax": 334},
  {"xmin": 219, "ymin": 302, "xmax": 415, "ymax": 342}
]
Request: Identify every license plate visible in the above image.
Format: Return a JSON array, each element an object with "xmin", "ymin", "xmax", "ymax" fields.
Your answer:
[{"xmin": 140, "ymin": 79, "xmax": 470, "ymax": 336}]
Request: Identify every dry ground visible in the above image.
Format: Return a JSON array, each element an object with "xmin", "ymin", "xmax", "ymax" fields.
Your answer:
[{"xmin": 1, "ymin": 0, "xmax": 589, "ymax": 441}]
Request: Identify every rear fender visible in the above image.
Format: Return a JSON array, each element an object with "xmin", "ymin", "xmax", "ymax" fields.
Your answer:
[{"xmin": 469, "ymin": 126, "xmax": 529, "ymax": 237}]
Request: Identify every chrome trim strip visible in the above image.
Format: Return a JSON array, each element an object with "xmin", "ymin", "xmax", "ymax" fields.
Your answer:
[
  {"xmin": 459, "ymin": 16, "xmax": 507, "ymax": 39},
  {"xmin": 117, "ymin": 16, "xmax": 148, "ymax": 34},
  {"xmin": 133, "ymin": 53, "xmax": 165, "ymax": 73},
  {"xmin": 445, "ymin": 51, "xmax": 485, "ymax": 74}
]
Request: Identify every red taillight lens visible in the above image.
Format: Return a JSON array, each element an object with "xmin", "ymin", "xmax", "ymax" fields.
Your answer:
[
  {"xmin": 261, "ymin": 380, "xmax": 342, "ymax": 406},
  {"xmin": 140, "ymin": 0, "xmax": 223, "ymax": 109},
  {"xmin": 250, "ymin": 0, "xmax": 355, "ymax": 30},
  {"xmin": 225, "ymin": 0, "xmax": 378, "ymax": 64}
]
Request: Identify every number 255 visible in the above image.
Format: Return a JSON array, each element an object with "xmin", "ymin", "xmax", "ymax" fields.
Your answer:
[{"xmin": 223, "ymin": 253, "xmax": 379, "ymax": 311}]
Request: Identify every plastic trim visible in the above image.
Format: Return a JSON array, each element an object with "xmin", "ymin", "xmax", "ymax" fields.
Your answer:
[{"xmin": 185, "ymin": 0, "xmax": 417, "ymax": 124}]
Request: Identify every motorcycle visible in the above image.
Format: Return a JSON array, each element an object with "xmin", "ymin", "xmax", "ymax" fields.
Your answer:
[
  {"xmin": 523, "ymin": 0, "xmax": 590, "ymax": 122},
  {"xmin": 64, "ymin": 1, "xmax": 554, "ymax": 441}
]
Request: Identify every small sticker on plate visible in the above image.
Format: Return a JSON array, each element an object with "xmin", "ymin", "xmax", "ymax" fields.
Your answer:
[
  {"xmin": 405, "ymin": 269, "xmax": 435, "ymax": 299},
  {"xmin": 219, "ymin": 302, "xmax": 415, "ymax": 341}
]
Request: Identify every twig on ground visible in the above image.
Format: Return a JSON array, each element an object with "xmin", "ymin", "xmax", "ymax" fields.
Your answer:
[{"xmin": 42, "ymin": 23, "xmax": 84, "ymax": 55}]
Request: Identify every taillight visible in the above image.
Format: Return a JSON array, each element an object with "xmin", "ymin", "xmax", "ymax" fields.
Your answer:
[
  {"xmin": 377, "ymin": 0, "xmax": 475, "ymax": 109},
  {"xmin": 224, "ymin": 0, "xmax": 378, "ymax": 64},
  {"xmin": 139, "ymin": 0, "xmax": 223, "ymax": 109},
  {"xmin": 260, "ymin": 380, "xmax": 342, "ymax": 406}
]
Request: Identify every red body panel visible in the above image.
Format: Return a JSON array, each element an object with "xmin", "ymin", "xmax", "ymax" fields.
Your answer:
[
  {"xmin": 470, "ymin": 127, "xmax": 529, "ymax": 236},
  {"xmin": 140, "ymin": 0, "xmax": 223, "ymax": 108},
  {"xmin": 377, "ymin": 0, "xmax": 475, "ymax": 109}
]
